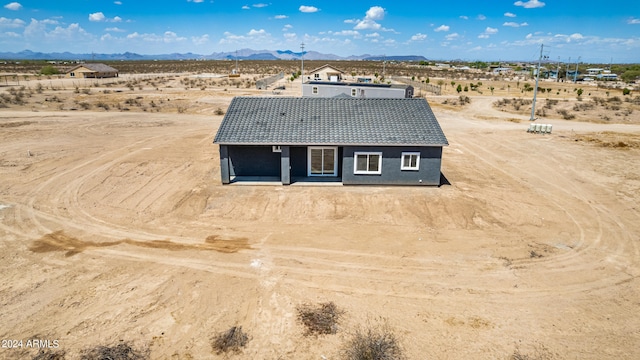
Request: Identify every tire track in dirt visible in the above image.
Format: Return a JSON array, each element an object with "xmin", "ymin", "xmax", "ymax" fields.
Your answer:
[{"xmin": 456, "ymin": 129, "xmax": 639, "ymax": 295}]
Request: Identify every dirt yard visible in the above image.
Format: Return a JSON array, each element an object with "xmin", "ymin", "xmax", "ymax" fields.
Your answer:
[{"xmin": 1, "ymin": 74, "xmax": 639, "ymax": 359}]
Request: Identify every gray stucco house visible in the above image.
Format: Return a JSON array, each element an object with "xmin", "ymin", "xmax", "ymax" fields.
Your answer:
[
  {"xmin": 213, "ymin": 97, "xmax": 448, "ymax": 186},
  {"xmin": 302, "ymin": 81, "xmax": 414, "ymax": 99}
]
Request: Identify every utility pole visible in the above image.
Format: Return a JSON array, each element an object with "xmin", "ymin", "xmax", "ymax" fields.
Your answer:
[
  {"xmin": 300, "ymin": 42, "xmax": 305, "ymax": 86},
  {"xmin": 573, "ymin": 56, "xmax": 580, "ymax": 83},
  {"xmin": 556, "ymin": 57, "xmax": 560, "ymax": 82},
  {"xmin": 530, "ymin": 44, "xmax": 545, "ymax": 121}
]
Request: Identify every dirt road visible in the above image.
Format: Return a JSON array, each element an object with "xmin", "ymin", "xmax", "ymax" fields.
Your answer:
[{"xmin": 1, "ymin": 100, "xmax": 639, "ymax": 359}]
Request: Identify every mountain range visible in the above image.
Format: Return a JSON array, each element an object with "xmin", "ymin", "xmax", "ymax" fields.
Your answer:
[{"xmin": 0, "ymin": 49, "xmax": 427, "ymax": 62}]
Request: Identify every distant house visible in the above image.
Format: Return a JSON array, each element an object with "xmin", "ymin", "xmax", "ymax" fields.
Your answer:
[
  {"xmin": 213, "ymin": 97, "xmax": 448, "ymax": 186},
  {"xmin": 307, "ymin": 64, "xmax": 346, "ymax": 82},
  {"xmin": 303, "ymin": 81, "xmax": 414, "ymax": 98},
  {"xmin": 66, "ymin": 63, "xmax": 119, "ymax": 78}
]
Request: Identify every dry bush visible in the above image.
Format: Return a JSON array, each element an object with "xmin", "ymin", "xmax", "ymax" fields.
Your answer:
[
  {"xmin": 510, "ymin": 343, "xmax": 554, "ymax": 360},
  {"xmin": 80, "ymin": 342, "xmax": 149, "ymax": 360},
  {"xmin": 296, "ymin": 302, "xmax": 345, "ymax": 335},
  {"xmin": 211, "ymin": 326, "xmax": 249, "ymax": 354},
  {"xmin": 32, "ymin": 349, "xmax": 66, "ymax": 360},
  {"xmin": 556, "ymin": 109, "xmax": 575, "ymax": 120},
  {"xmin": 341, "ymin": 322, "xmax": 405, "ymax": 360},
  {"xmin": 214, "ymin": 107, "xmax": 225, "ymax": 115}
]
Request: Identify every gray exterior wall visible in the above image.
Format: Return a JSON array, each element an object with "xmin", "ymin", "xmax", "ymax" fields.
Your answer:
[
  {"xmin": 219, "ymin": 145, "xmax": 441, "ymax": 185},
  {"xmin": 226, "ymin": 146, "xmax": 281, "ymax": 177},
  {"xmin": 302, "ymin": 83, "xmax": 412, "ymax": 98},
  {"xmin": 341, "ymin": 146, "xmax": 442, "ymax": 186}
]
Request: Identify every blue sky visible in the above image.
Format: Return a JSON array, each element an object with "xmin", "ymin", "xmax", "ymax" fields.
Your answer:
[{"xmin": 1, "ymin": 1, "xmax": 639, "ymax": 62}]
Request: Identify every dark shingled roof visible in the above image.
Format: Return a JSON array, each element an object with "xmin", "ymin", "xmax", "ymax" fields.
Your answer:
[{"xmin": 213, "ymin": 97, "xmax": 448, "ymax": 146}]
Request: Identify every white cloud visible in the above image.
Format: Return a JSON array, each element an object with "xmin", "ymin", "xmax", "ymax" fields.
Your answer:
[
  {"xmin": 478, "ymin": 27, "xmax": 498, "ymax": 39},
  {"xmin": 477, "ymin": 14, "xmax": 486, "ymax": 20},
  {"xmin": 331, "ymin": 30, "xmax": 360, "ymax": 36},
  {"xmin": 284, "ymin": 32, "xmax": 296, "ymax": 40},
  {"xmin": 485, "ymin": 27, "xmax": 498, "ymax": 34},
  {"xmin": 355, "ymin": 19, "xmax": 380, "ymax": 30},
  {"xmin": 434, "ymin": 25, "xmax": 449, "ymax": 32},
  {"xmin": 504, "ymin": 21, "xmax": 528, "ymax": 27},
  {"xmin": 353, "ymin": 6, "xmax": 386, "ymax": 30},
  {"xmin": 248, "ymin": 28, "xmax": 267, "ymax": 36},
  {"xmin": 445, "ymin": 32, "xmax": 459, "ymax": 40},
  {"xmin": 114, "ymin": 1, "xmax": 122, "ymax": 5},
  {"xmin": 88, "ymin": 12, "xmax": 123, "ymax": 22},
  {"xmin": 459, "ymin": 15, "xmax": 468, "ymax": 20},
  {"xmin": 191, "ymin": 34, "xmax": 209, "ymax": 45},
  {"xmin": 282, "ymin": 24, "xmax": 292, "ymax": 31},
  {"xmin": 628, "ymin": 18, "xmax": 640, "ymax": 24},
  {"xmin": 299, "ymin": 5, "xmax": 319, "ymax": 13},
  {"xmin": 514, "ymin": 0, "xmax": 545, "ymax": 8},
  {"xmin": 253, "ymin": 3, "xmax": 268, "ymax": 7},
  {"xmin": 274, "ymin": 15, "xmax": 288, "ymax": 19},
  {"xmin": 242, "ymin": 5, "xmax": 250, "ymax": 10},
  {"xmin": 410, "ymin": 33, "xmax": 427, "ymax": 41},
  {"xmin": 0, "ymin": 16, "xmax": 25, "ymax": 28},
  {"xmin": 89, "ymin": 12, "xmax": 106, "ymax": 22},
  {"xmin": 4, "ymin": 2, "xmax": 21, "ymax": 10},
  {"xmin": 105, "ymin": 27, "xmax": 126, "ymax": 32},
  {"xmin": 366, "ymin": 32, "xmax": 380, "ymax": 38},
  {"xmin": 505, "ymin": 12, "xmax": 516, "ymax": 17},
  {"xmin": 187, "ymin": 0, "xmax": 204, "ymax": 3},
  {"xmin": 365, "ymin": 6, "xmax": 385, "ymax": 21},
  {"xmin": 127, "ymin": 31, "xmax": 187, "ymax": 43}
]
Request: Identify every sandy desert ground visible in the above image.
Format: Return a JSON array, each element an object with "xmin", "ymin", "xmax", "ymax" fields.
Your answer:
[{"xmin": 1, "ymin": 75, "xmax": 640, "ymax": 359}]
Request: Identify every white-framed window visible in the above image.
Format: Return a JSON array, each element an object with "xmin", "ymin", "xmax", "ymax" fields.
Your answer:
[
  {"xmin": 314, "ymin": 73, "xmax": 321, "ymax": 79},
  {"xmin": 401, "ymin": 152, "xmax": 420, "ymax": 170},
  {"xmin": 272, "ymin": 145, "xmax": 282, "ymax": 153},
  {"xmin": 351, "ymin": 88, "xmax": 357, "ymax": 97},
  {"xmin": 312, "ymin": 86, "xmax": 318, "ymax": 94},
  {"xmin": 354, "ymin": 152, "xmax": 382, "ymax": 175}
]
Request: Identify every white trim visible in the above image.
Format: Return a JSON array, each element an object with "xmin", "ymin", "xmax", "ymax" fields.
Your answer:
[
  {"xmin": 272, "ymin": 145, "xmax": 282, "ymax": 153},
  {"xmin": 351, "ymin": 88, "xmax": 357, "ymax": 97},
  {"xmin": 307, "ymin": 146, "xmax": 338, "ymax": 177},
  {"xmin": 401, "ymin": 152, "xmax": 420, "ymax": 170},
  {"xmin": 353, "ymin": 151, "xmax": 382, "ymax": 175}
]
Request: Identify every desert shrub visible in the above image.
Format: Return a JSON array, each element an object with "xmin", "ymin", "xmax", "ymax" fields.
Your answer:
[
  {"xmin": 556, "ymin": 109, "xmax": 575, "ymax": 120},
  {"xmin": 214, "ymin": 107, "xmax": 225, "ymax": 115},
  {"xmin": 296, "ymin": 302, "xmax": 345, "ymax": 335},
  {"xmin": 78, "ymin": 102, "xmax": 91, "ymax": 110},
  {"xmin": 32, "ymin": 349, "xmax": 66, "ymax": 360},
  {"xmin": 543, "ymin": 99, "xmax": 558, "ymax": 109},
  {"xmin": 341, "ymin": 323, "xmax": 405, "ymax": 360},
  {"xmin": 211, "ymin": 326, "xmax": 249, "ymax": 354},
  {"xmin": 459, "ymin": 95, "xmax": 471, "ymax": 104},
  {"xmin": 40, "ymin": 65, "xmax": 59, "ymax": 76},
  {"xmin": 607, "ymin": 96, "xmax": 622, "ymax": 103},
  {"xmin": 80, "ymin": 342, "xmax": 149, "ymax": 360},
  {"xmin": 96, "ymin": 102, "xmax": 110, "ymax": 111},
  {"xmin": 510, "ymin": 343, "xmax": 554, "ymax": 360}
]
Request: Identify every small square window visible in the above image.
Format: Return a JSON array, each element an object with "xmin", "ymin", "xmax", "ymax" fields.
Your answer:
[
  {"xmin": 351, "ymin": 88, "xmax": 357, "ymax": 97},
  {"xmin": 354, "ymin": 152, "xmax": 382, "ymax": 174},
  {"xmin": 312, "ymin": 86, "xmax": 318, "ymax": 94},
  {"xmin": 401, "ymin": 152, "xmax": 420, "ymax": 170}
]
